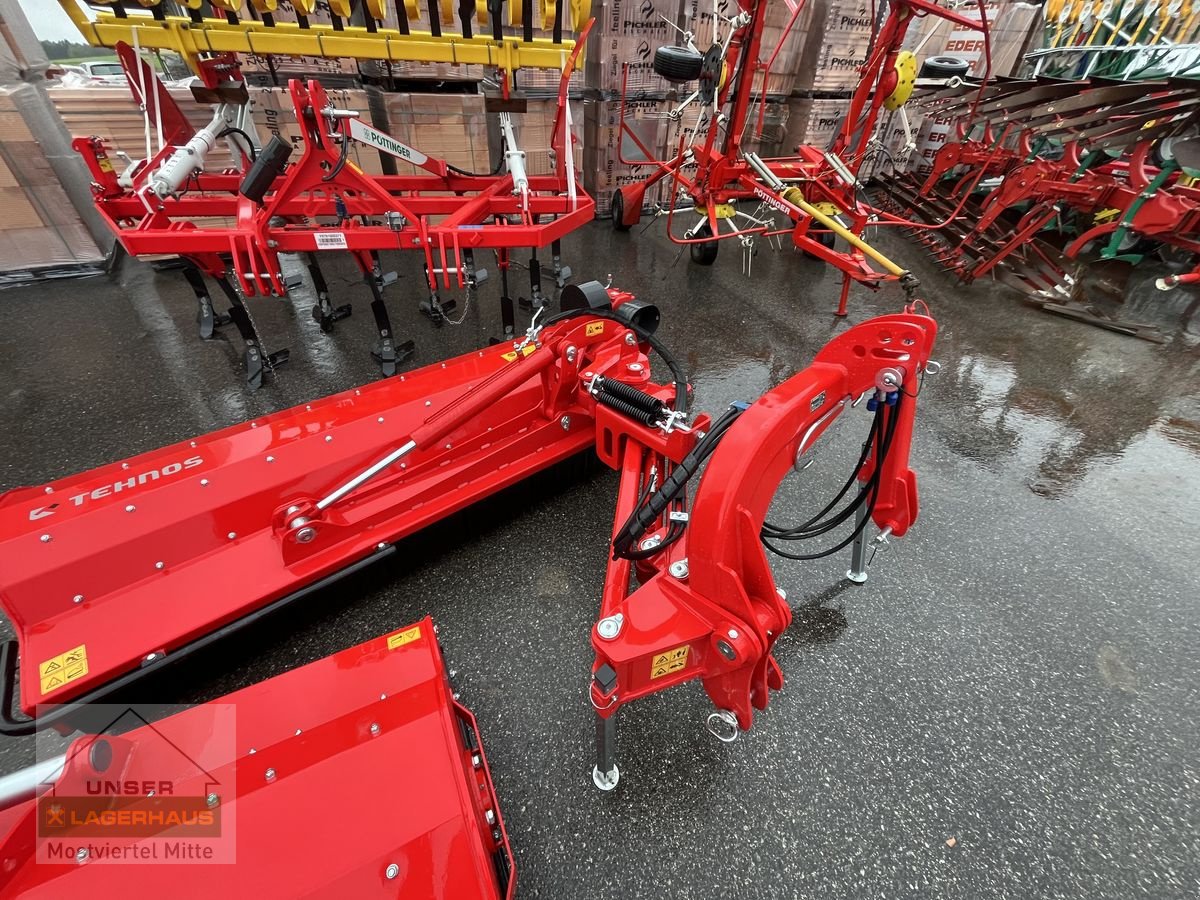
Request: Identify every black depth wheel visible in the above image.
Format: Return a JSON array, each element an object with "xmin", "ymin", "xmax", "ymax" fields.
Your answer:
[
  {"xmin": 611, "ymin": 189, "xmax": 631, "ymax": 232},
  {"xmin": 690, "ymin": 222, "xmax": 719, "ymax": 265},
  {"xmin": 654, "ymin": 45, "xmax": 704, "ymax": 83}
]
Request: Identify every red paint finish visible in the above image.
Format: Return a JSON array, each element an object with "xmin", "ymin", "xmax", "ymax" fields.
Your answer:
[{"xmin": 0, "ymin": 618, "xmax": 514, "ymax": 899}]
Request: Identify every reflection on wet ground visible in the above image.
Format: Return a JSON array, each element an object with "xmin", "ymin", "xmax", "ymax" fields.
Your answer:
[{"xmin": 1, "ymin": 223, "xmax": 1198, "ymax": 898}]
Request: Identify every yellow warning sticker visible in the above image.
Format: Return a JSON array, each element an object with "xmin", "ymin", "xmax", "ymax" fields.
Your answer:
[
  {"xmin": 98, "ymin": 157, "xmax": 114, "ymax": 173},
  {"xmin": 649, "ymin": 644, "xmax": 689, "ymax": 680},
  {"xmin": 39, "ymin": 644, "xmax": 88, "ymax": 697},
  {"xmin": 585, "ymin": 321, "xmax": 605, "ymax": 337},
  {"xmin": 499, "ymin": 344, "xmax": 537, "ymax": 362},
  {"xmin": 386, "ymin": 626, "xmax": 422, "ymax": 650}
]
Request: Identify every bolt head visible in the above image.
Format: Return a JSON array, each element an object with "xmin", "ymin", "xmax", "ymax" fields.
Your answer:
[
  {"xmin": 627, "ymin": 362, "xmax": 644, "ymax": 373},
  {"xmin": 227, "ymin": 532, "xmax": 237, "ymax": 540},
  {"xmin": 370, "ymin": 722, "xmax": 381, "ymax": 735},
  {"xmin": 155, "ymin": 561, "xmax": 164, "ymax": 570},
  {"xmin": 125, "ymin": 504, "xmax": 135, "ymax": 513},
  {"xmin": 377, "ymin": 416, "xmax": 385, "ymax": 423},
  {"xmin": 144, "ymin": 653, "xmax": 158, "ymax": 663},
  {"xmin": 385, "ymin": 863, "xmax": 400, "ymax": 880},
  {"xmin": 206, "ymin": 793, "xmax": 219, "ymax": 808},
  {"xmin": 727, "ymin": 629, "xmax": 739, "ymax": 640},
  {"xmin": 76, "ymin": 847, "xmax": 88, "ymax": 863},
  {"xmin": 44, "ymin": 486, "xmax": 53, "ymax": 494},
  {"xmin": 597, "ymin": 614, "xmax": 623, "ymax": 640},
  {"xmin": 39, "ymin": 534, "xmax": 50, "ymax": 543},
  {"xmin": 669, "ymin": 560, "xmax": 689, "ymax": 579},
  {"xmin": 560, "ymin": 416, "xmax": 571, "ymax": 430},
  {"xmin": 485, "ymin": 809, "xmax": 496, "ymax": 825},
  {"xmin": 624, "ymin": 333, "xmax": 637, "ymax": 346},
  {"xmin": 200, "ymin": 478, "xmax": 209, "ymax": 486},
  {"xmin": 73, "ymin": 594, "xmax": 83, "ymax": 604},
  {"xmin": 296, "ymin": 527, "xmax": 317, "ymax": 544},
  {"xmin": 266, "ymin": 456, "xmax": 275, "ymax": 463},
  {"xmin": 265, "ymin": 768, "xmax": 276, "ymax": 781},
  {"xmin": 325, "ymin": 435, "xmax": 333, "ymax": 443}
]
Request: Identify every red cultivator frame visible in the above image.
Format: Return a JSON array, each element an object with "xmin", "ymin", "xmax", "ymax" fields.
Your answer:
[
  {"xmin": 74, "ymin": 31, "xmax": 593, "ymax": 389},
  {"xmin": 0, "ymin": 282, "xmax": 938, "ymax": 791},
  {"xmin": 0, "ymin": 620, "xmax": 515, "ymax": 898},
  {"xmin": 874, "ymin": 75, "xmax": 1200, "ymax": 340},
  {"xmin": 609, "ymin": 0, "xmax": 990, "ymax": 314}
]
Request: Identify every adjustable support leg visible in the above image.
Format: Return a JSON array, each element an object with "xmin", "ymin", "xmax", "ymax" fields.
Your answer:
[
  {"xmin": 363, "ymin": 266, "xmax": 414, "ymax": 377},
  {"xmin": 306, "ymin": 253, "xmax": 351, "ymax": 334},
  {"xmin": 592, "ymin": 711, "xmax": 620, "ymax": 791},
  {"xmin": 214, "ymin": 272, "xmax": 289, "ymax": 391},
  {"xmin": 551, "ymin": 238, "xmax": 571, "ymax": 289},
  {"xmin": 846, "ymin": 500, "xmax": 870, "ymax": 584},
  {"xmin": 182, "ymin": 264, "xmax": 230, "ymax": 340},
  {"xmin": 835, "ymin": 273, "xmax": 852, "ymax": 318}
]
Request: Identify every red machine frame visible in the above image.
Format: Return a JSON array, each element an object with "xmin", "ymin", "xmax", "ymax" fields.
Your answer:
[
  {"xmin": 0, "ymin": 283, "xmax": 937, "ymax": 789},
  {"xmin": 74, "ymin": 32, "xmax": 595, "ymax": 387},
  {"xmin": 0, "ymin": 619, "xmax": 515, "ymax": 898},
  {"xmin": 610, "ymin": 0, "xmax": 991, "ymax": 314}
]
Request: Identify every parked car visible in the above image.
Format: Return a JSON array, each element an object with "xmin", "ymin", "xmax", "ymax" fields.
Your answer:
[{"xmin": 77, "ymin": 60, "xmax": 128, "ymax": 84}]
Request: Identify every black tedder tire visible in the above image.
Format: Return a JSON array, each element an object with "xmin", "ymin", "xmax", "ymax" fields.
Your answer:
[
  {"xmin": 654, "ymin": 45, "xmax": 704, "ymax": 83},
  {"xmin": 611, "ymin": 189, "xmax": 632, "ymax": 231},
  {"xmin": 690, "ymin": 222, "xmax": 719, "ymax": 265},
  {"xmin": 919, "ymin": 56, "xmax": 970, "ymax": 78}
]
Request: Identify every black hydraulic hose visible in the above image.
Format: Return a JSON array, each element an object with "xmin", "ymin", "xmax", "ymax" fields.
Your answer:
[
  {"xmin": 763, "ymin": 404, "xmax": 883, "ymax": 539},
  {"xmin": 218, "ymin": 127, "xmax": 258, "ymax": 162},
  {"xmin": 612, "ymin": 404, "xmax": 744, "ymax": 559},
  {"xmin": 539, "ymin": 307, "xmax": 689, "ymax": 412},
  {"xmin": 322, "ymin": 125, "xmax": 351, "ymax": 182},
  {"xmin": 761, "ymin": 393, "xmax": 904, "ymax": 561}
]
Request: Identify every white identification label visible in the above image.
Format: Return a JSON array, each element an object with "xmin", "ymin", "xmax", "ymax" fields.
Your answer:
[
  {"xmin": 348, "ymin": 118, "xmax": 428, "ymax": 166},
  {"xmin": 314, "ymin": 231, "xmax": 348, "ymax": 250}
]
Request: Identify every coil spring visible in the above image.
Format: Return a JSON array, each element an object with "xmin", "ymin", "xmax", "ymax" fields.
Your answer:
[
  {"xmin": 597, "ymin": 377, "xmax": 667, "ymax": 418},
  {"xmin": 595, "ymin": 391, "xmax": 659, "ymax": 426}
]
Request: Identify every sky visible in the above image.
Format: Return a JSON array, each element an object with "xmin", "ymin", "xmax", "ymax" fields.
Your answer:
[{"xmin": 17, "ymin": 1, "xmax": 94, "ymax": 43}]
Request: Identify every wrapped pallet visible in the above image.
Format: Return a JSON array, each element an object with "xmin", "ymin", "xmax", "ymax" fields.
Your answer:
[
  {"xmin": 680, "ymin": 0, "xmax": 809, "ymax": 97},
  {"xmin": 0, "ymin": 87, "xmax": 103, "ymax": 280},
  {"xmin": 366, "ymin": 89, "xmax": 491, "ymax": 175},
  {"xmin": 791, "ymin": 0, "xmax": 877, "ymax": 93},
  {"xmin": 583, "ymin": 97, "xmax": 672, "ymax": 217},
  {"xmin": 585, "ymin": 0, "xmax": 686, "ymax": 96}
]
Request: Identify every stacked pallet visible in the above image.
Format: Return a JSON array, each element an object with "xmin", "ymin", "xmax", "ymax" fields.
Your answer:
[{"xmin": 0, "ymin": 86, "xmax": 102, "ymax": 279}]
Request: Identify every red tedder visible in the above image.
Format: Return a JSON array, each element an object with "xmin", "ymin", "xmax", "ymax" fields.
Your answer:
[
  {"xmin": 0, "ymin": 283, "xmax": 937, "ymax": 791},
  {"xmin": 73, "ymin": 29, "xmax": 594, "ymax": 389},
  {"xmin": 607, "ymin": 0, "xmax": 993, "ymax": 314},
  {"xmin": 0, "ymin": 620, "xmax": 516, "ymax": 898}
]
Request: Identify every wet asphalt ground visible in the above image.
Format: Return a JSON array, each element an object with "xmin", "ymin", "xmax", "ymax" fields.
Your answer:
[{"xmin": 1, "ymin": 222, "xmax": 1199, "ymax": 898}]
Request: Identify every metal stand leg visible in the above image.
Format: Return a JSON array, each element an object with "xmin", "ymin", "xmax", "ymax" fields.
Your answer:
[
  {"xmin": 846, "ymin": 501, "xmax": 870, "ymax": 584},
  {"xmin": 592, "ymin": 712, "xmax": 620, "ymax": 791},
  {"xmin": 181, "ymin": 264, "xmax": 229, "ymax": 340},
  {"xmin": 306, "ymin": 253, "xmax": 351, "ymax": 333}
]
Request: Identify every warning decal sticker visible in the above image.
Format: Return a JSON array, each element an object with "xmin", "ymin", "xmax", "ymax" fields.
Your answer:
[
  {"xmin": 649, "ymin": 644, "xmax": 689, "ymax": 680},
  {"xmin": 386, "ymin": 626, "xmax": 422, "ymax": 650},
  {"xmin": 39, "ymin": 644, "xmax": 88, "ymax": 696},
  {"xmin": 585, "ymin": 321, "xmax": 605, "ymax": 337}
]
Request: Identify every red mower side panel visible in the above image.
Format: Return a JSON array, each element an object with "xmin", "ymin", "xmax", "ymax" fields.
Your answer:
[{"xmin": 0, "ymin": 618, "xmax": 514, "ymax": 898}]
